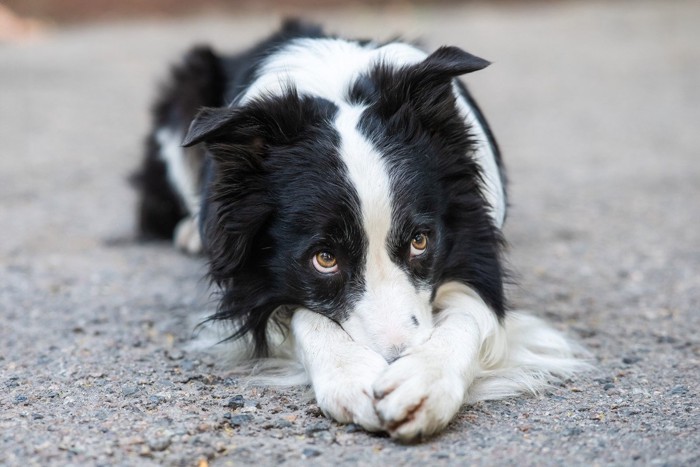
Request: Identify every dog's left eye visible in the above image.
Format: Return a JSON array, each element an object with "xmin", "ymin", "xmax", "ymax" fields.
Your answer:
[
  {"xmin": 410, "ymin": 233, "xmax": 428, "ymax": 257},
  {"xmin": 313, "ymin": 251, "xmax": 339, "ymax": 274}
]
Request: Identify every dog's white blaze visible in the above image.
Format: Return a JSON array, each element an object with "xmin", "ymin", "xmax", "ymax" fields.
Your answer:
[{"xmin": 334, "ymin": 106, "xmax": 432, "ymax": 361}]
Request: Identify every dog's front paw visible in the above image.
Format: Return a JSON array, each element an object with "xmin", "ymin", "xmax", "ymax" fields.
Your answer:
[
  {"xmin": 174, "ymin": 216, "xmax": 202, "ymax": 254},
  {"xmin": 313, "ymin": 349, "xmax": 388, "ymax": 432},
  {"xmin": 372, "ymin": 350, "xmax": 467, "ymax": 442}
]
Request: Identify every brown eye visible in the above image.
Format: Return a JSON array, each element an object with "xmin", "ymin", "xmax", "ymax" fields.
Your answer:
[
  {"xmin": 313, "ymin": 251, "xmax": 338, "ymax": 273},
  {"xmin": 410, "ymin": 233, "xmax": 428, "ymax": 257}
]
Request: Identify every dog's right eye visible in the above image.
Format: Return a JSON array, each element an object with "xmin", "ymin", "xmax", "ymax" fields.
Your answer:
[{"xmin": 313, "ymin": 251, "xmax": 339, "ymax": 274}]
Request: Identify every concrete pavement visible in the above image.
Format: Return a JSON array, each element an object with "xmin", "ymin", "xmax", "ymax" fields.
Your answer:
[{"xmin": 1, "ymin": 1, "xmax": 698, "ymax": 465}]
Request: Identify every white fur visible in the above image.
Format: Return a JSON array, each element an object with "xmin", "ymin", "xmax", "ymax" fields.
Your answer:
[
  {"xmin": 192, "ymin": 283, "xmax": 589, "ymax": 440},
  {"xmin": 334, "ymin": 106, "xmax": 433, "ymax": 361},
  {"xmin": 173, "ymin": 216, "xmax": 202, "ymax": 255},
  {"xmin": 292, "ymin": 308, "xmax": 388, "ymax": 431},
  {"xmin": 156, "ymin": 127, "xmax": 202, "ymax": 253},
  {"xmin": 156, "ymin": 127, "xmax": 200, "ymax": 215}
]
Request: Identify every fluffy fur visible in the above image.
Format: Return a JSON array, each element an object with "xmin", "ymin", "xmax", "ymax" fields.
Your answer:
[{"xmin": 134, "ymin": 20, "xmax": 588, "ymax": 442}]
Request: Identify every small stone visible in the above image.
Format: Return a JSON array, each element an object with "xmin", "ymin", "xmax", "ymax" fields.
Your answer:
[
  {"xmin": 305, "ymin": 420, "xmax": 331, "ymax": 436},
  {"xmin": 622, "ymin": 356, "xmax": 641, "ymax": 364},
  {"xmin": 670, "ymin": 385, "xmax": 688, "ymax": 395},
  {"xmin": 566, "ymin": 427, "xmax": 584, "ymax": 436},
  {"xmin": 274, "ymin": 418, "xmax": 292, "ymax": 428},
  {"xmin": 603, "ymin": 383, "xmax": 615, "ymax": 391},
  {"xmin": 244, "ymin": 400, "xmax": 260, "ymax": 409},
  {"xmin": 32, "ymin": 413, "xmax": 44, "ymax": 420},
  {"xmin": 302, "ymin": 447, "xmax": 322, "ymax": 458},
  {"xmin": 14, "ymin": 394, "xmax": 28, "ymax": 403},
  {"xmin": 345, "ymin": 423, "xmax": 362, "ymax": 433},
  {"xmin": 6, "ymin": 378, "xmax": 20, "ymax": 388},
  {"xmin": 122, "ymin": 386, "xmax": 139, "ymax": 396},
  {"xmin": 227, "ymin": 414, "xmax": 253, "ymax": 426},
  {"xmin": 147, "ymin": 436, "xmax": 172, "ymax": 452},
  {"xmin": 657, "ymin": 335, "xmax": 678, "ymax": 344},
  {"xmin": 147, "ymin": 395, "xmax": 166, "ymax": 407},
  {"xmin": 165, "ymin": 349, "xmax": 185, "ymax": 361},
  {"xmin": 224, "ymin": 395, "xmax": 245, "ymax": 409},
  {"xmin": 180, "ymin": 360, "xmax": 198, "ymax": 371}
]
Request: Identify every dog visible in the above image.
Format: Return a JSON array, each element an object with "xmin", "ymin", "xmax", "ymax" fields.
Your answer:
[{"xmin": 133, "ymin": 20, "xmax": 587, "ymax": 441}]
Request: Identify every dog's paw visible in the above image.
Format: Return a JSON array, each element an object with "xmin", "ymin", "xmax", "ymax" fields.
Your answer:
[
  {"xmin": 174, "ymin": 217, "xmax": 202, "ymax": 254},
  {"xmin": 372, "ymin": 349, "xmax": 466, "ymax": 442},
  {"xmin": 313, "ymin": 349, "xmax": 388, "ymax": 432}
]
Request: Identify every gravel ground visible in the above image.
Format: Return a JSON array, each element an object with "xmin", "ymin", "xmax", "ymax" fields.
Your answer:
[{"xmin": 1, "ymin": 1, "xmax": 698, "ymax": 465}]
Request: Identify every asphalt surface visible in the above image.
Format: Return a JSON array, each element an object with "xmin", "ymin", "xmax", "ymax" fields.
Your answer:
[{"xmin": 1, "ymin": 1, "xmax": 698, "ymax": 465}]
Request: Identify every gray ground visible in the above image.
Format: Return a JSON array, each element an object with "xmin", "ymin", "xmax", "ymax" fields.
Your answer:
[{"xmin": 1, "ymin": 1, "xmax": 698, "ymax": 465}]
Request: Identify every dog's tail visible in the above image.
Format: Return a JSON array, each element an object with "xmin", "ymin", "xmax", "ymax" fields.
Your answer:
[{"xmin": 467, "ymin": 311, "xmax": 593, "ymax": 404}]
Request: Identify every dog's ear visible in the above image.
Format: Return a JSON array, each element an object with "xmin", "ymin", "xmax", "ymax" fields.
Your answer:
[
  {"xmin": 373, "ymin": 46, "xmax": 489, "ymax": 125},
  {"xmin": 410, "ymin": 46, "xmax": 490, "ymax": 85},
  {"xmin": 182, "ymin": 91, "xmax": 335, "ymax": 152},
  {"xmin": 181, "ymin": 106, "xmax": 240, "ymax": 147}
]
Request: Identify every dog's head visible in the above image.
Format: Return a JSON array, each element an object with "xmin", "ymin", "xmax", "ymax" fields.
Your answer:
[{"xmin": 183, "ymin": 46, "xmax": 505, "ymax": 360}]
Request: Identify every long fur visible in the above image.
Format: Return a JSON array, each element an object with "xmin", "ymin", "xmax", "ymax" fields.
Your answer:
[{"xmin": 136, "ymin": 19, "xmax": 589, "ymax": 441}]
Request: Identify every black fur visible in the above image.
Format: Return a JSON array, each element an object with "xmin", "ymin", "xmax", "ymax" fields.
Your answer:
[
  {"xmin": 139, "ymin": 20, "xmax": 508, "ymax": 356},
  {"xmin": 355, "ymin": 48, "xmax": 505, "ymax": 316},
  {"xmin": 133, "ymin": 45, "xmax": 226, "ymax": 239}
]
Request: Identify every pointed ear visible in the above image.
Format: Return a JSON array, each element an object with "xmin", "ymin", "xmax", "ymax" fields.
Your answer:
[
  {"xmin": 372, "ymin": 46, "xmax": 490, "ymax": 123},
  {"xmin": 181, "ymin": 106, "xmax": 240, "ymax": 147},
  {"xmin": 414, "ymin": 46, "xmax": 490, "ymax": 81}
]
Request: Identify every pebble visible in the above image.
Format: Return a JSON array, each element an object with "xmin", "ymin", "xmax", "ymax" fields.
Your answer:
[
  {"xmin": 345, "ymin": 423, "xmax": 362, "ymax": 433},
  {"xmin": 657, "ymin": 335, "xmax": 678, "ymax": 344},
  {"xmin": 622, "ymin": 356, "xmax": 641, "ymax": 364},
  {"xmin": 14, "ymin": 394, "xmax": 28, "ymax": 403},
  {"xmin": 305, "ymin": 405, "xmax": 323, "ymax": 417},
  {"xmin": 302, "ymin": 447, "xmax": 322, "ymax": 458},
  {"xmin": 165, "ymin": 349, "xmax": 184, "ymax": 361},
  {"xmin": 305, "ymin": 420, "xmax": 331, "ymax": 436},
  {"xmin": 122, "ymin": 386, "xmax": 139, "ymax": 397},
  {"xmin": 274, "ymin": 418, "xmax": 292, "ymax": 429},
  {"xmin": 6, "ymin": 379, "xmax": 20, "ymax": 388},
  {"xmin": 670, "ymin": 385, "xmax": 688, "ymax": 395},
  {"xmin": 225, "ymin": 414, "xmax": 254, "ymax": 426},
  {"xmin": 147, "ymin": 436, "xmax": 172, "ymax": 452},
  {"xmin": 603, "ymin": 383, "xmax": 615, "ymax": 391},
  {"xmin": 225, "ymin": 395, "xmax": 245, "ymax": 409}
]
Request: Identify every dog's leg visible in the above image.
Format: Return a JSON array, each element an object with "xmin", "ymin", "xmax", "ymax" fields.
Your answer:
[
  {"xmin": 134, "ymin": 46, "xmax": 224, "ymax": 249},
  {"xmin": 292, "ymin": 308, "xmax": 388, "ymax": 431},
  {"xmin": 372, "ymin": 282, "xmax": 498, "ymax": 441}
]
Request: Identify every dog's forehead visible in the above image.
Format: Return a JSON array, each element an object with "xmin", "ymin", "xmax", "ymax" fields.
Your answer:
[{"xmin": 240, "ymin": 39, "xmax": 427, "ymax": 106}]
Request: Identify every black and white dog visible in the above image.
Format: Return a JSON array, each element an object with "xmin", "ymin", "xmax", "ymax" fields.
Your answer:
[{"xmin": 134, "ymin": 20, "xmax": 585, "ymax": 441}]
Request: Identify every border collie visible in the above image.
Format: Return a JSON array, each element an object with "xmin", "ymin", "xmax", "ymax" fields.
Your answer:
[{"xmin": 134, "ymin": 20, "xmax": 587, "ymax": 441}]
